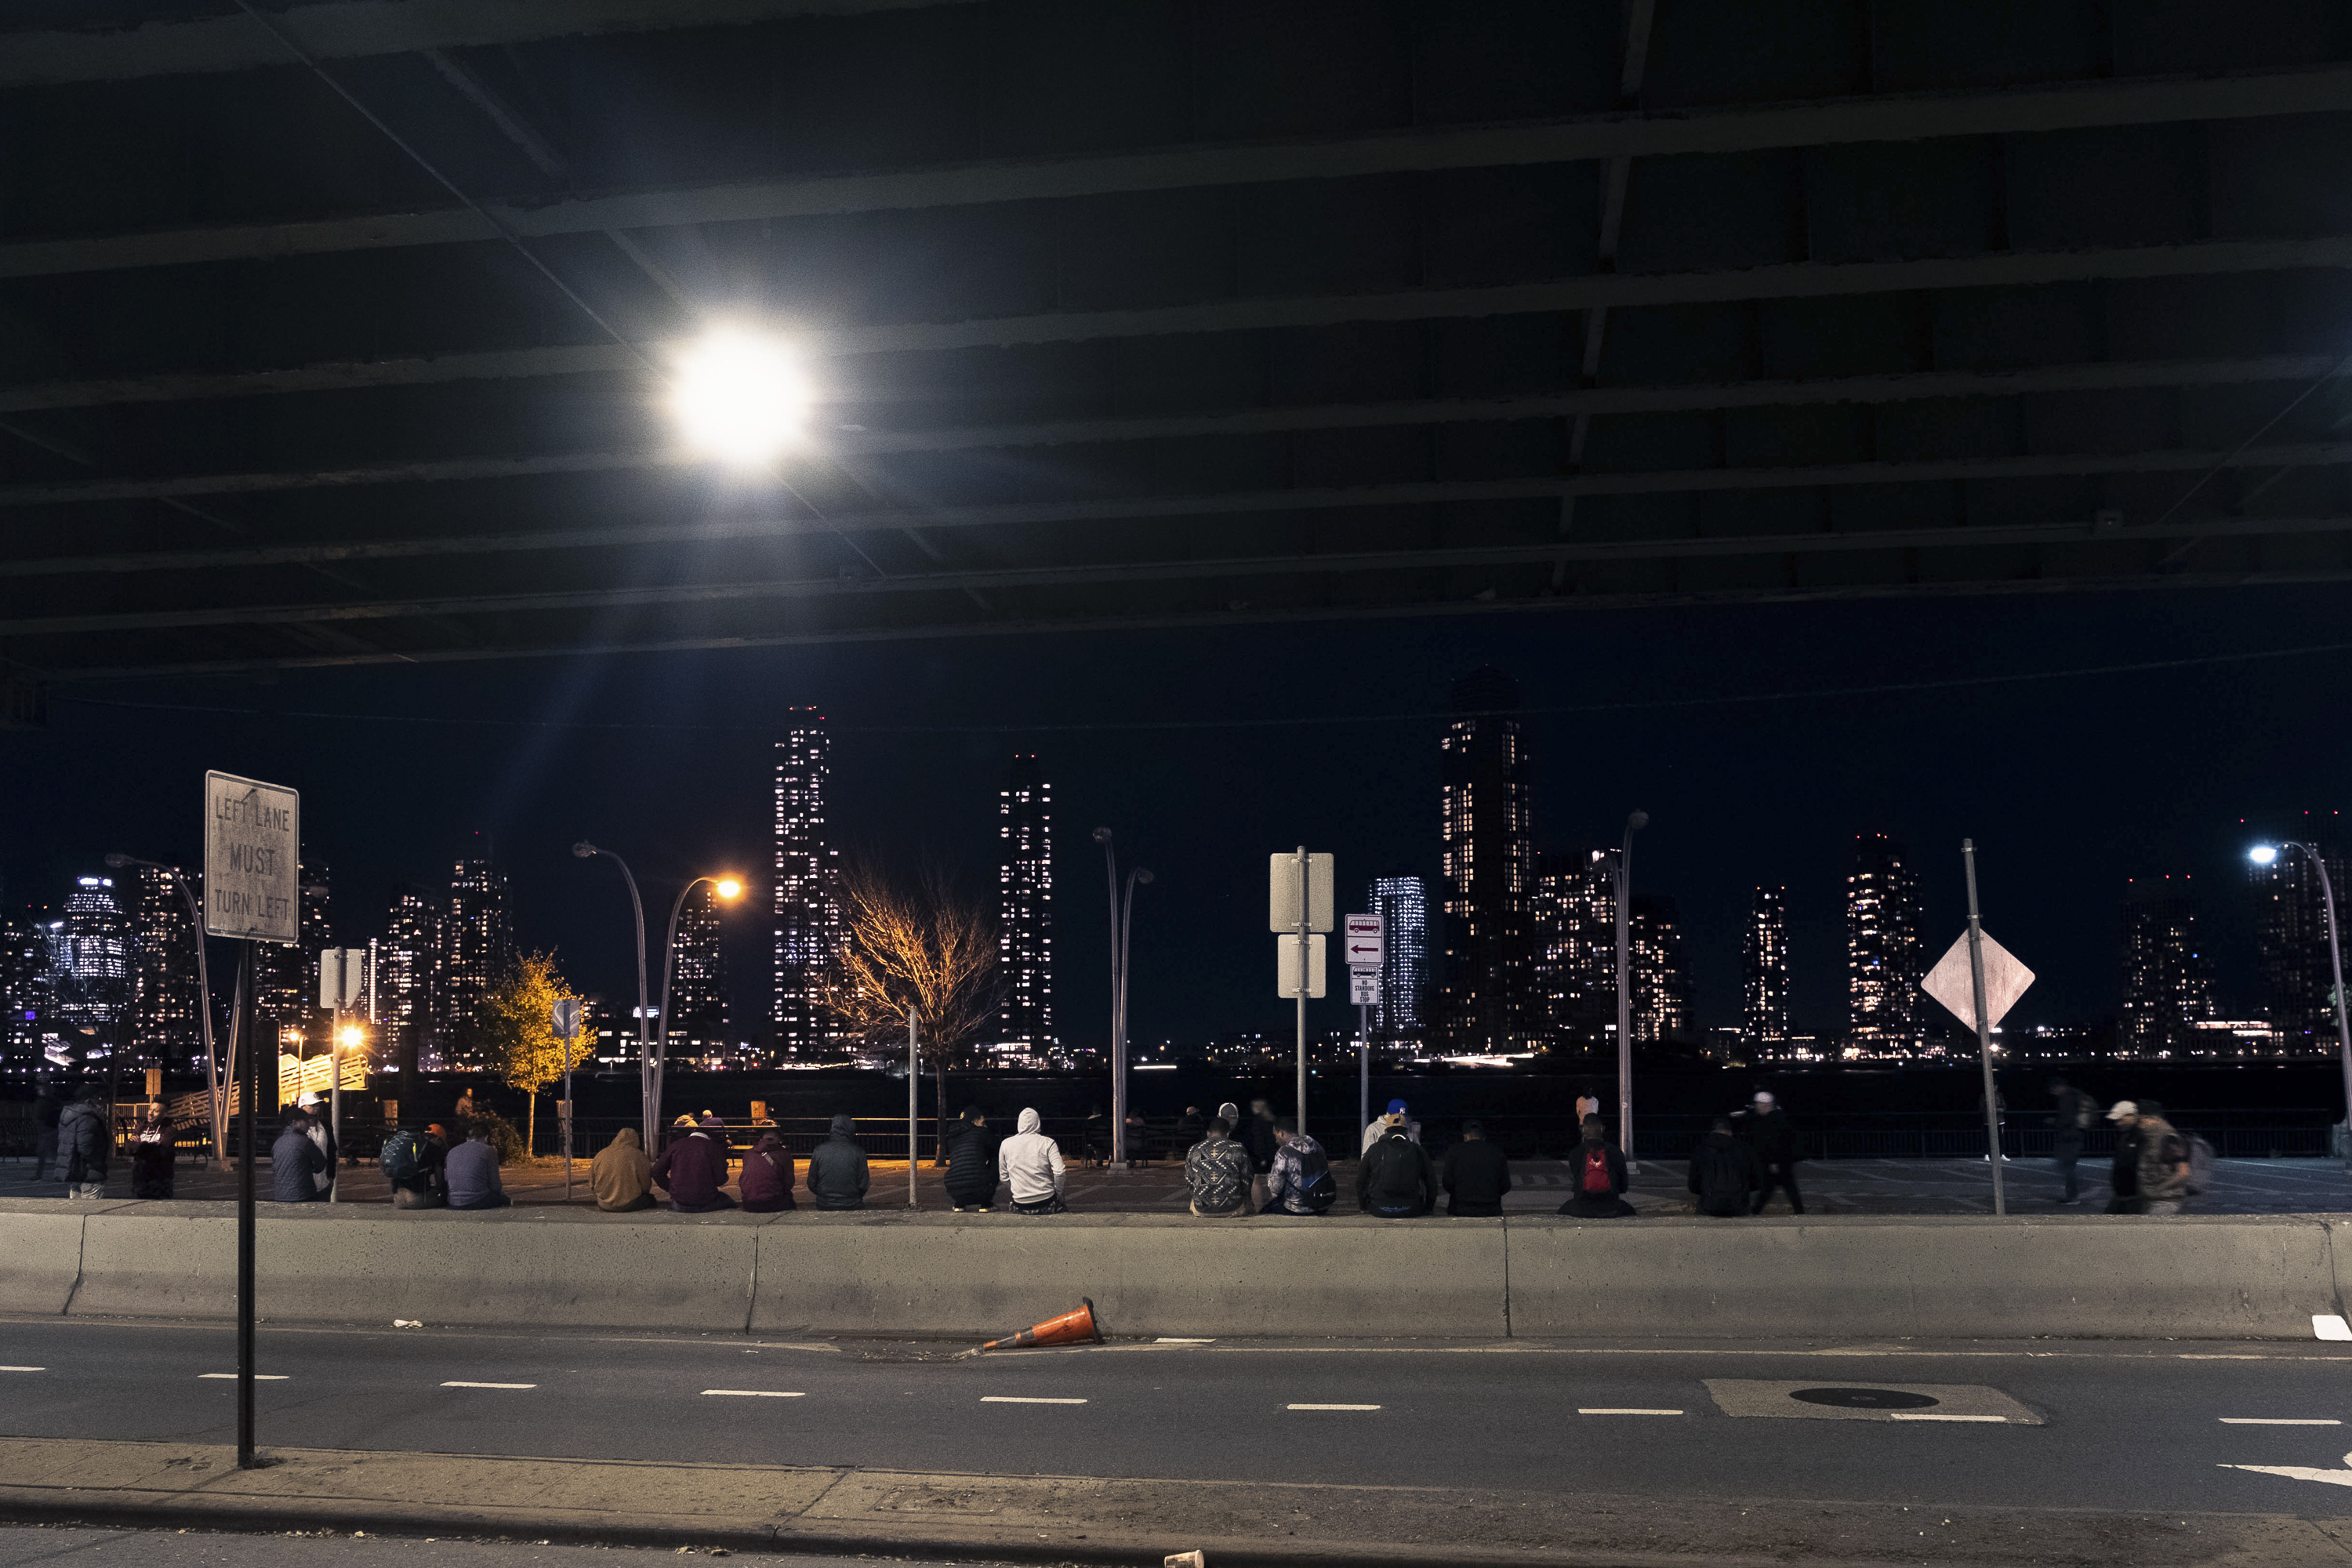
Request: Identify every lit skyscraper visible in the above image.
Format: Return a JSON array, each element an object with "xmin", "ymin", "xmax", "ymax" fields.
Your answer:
[
  {"xmin": 1846, "ymin": 833, "xmax": 1923, "ymax": 1051},
  {"xmin": 372, "ymin": 884, "xmax": 440, "ymax": 1076},
  {"xmin": 1742, "ymin": 886, "xmax": 1791, "ymax": 1050},
  {"xmin": 773, "ymin": 713, "xmax": 840, "ymax": 1055},
  {"xmin": 128, "ymin": 866, "xmax": 202, "ymax": 1066},
  {"xmin": 1628, "ymin": 895, "xmax": 1690, "ymax": 1045},
  {"xmin": 256, "ymin": 861, "xmax": 330, "ymax": 1048},
  {"xmin": 1439, "ymin": 666, "xmax": 1536, "ymax": 1053},
  {"xmin": 996, "ymin": 754, "xmax": 1052, "ymax": 1053},
  {"xmin": 2120, "ymin": 877, "xmax": 2219, "ymax": 1056},
  {"xmin": 668, "ymin": 883, "xmax": 731, "ymax": 1054},
  {"xmin": 436, "ymin": 840, "xmax": 513, "ymax": 1065},
  {"xmin": 51, "ymin": 876, "xmax": 132, "ymax": 1047},
  {"xmin": 2, "ymin": 904, "xmax": 49, "ymax": 1071},
  {"xmin": 1532, "ymin": 850, "xmax": 1614, "ymax": 1048},
  {"xmin": 2249, "ymin": 831, "xmax": 2350, "ymax": 1051},
  {"xmin": 1369, "ymin": 875, "xmax": 1430, "ymax": 1038}
]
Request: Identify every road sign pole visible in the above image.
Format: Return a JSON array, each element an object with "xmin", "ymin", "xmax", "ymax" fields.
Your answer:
[
  {"xmin": 1962, "ymin": 839, "xmax": 2006, "ymax": 1218},
  {"xmin": 1358, "ymin": 1002, "xmax": 1369, "ymax": 1140},
  {"xmin": 908, "ymin": 1004, "xmax": 920, "ymax": 1209},
  {"xmin": 236, "ymin": 938, "xmax": 257, "ymax": 1468},
  {"xmin": 1295, "ymin": 847, "xmax": 1308, "ymax": 1147},
  {"xmin": 328, "ymin": 1004, "xmax": 340, "ymax": 1205}
]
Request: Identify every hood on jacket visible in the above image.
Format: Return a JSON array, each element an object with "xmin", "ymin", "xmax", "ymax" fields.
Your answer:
[
  {"xmin": 610, "ymin": 1127, "xmax": 641, "ymax": 1151},
  {"xmin": 1215, "ymin": 1101, "xmax": 1240, "ymax": 1123},
  {"xmin": 828, "ymin": 1112, "xmax": 855, "ymax": 1138},
  {"xmin": 753, "ymin": 1131, "xmax": 786, "ymax": 1156},
  {"xmin": 1017, "ymin": 1107, "xmax": 1042, "ymax": 1135}
]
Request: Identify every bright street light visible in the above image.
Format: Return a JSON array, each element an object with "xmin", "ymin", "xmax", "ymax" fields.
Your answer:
[
  {"xmin": 714, "ymin": 877, "xmax": 744, "ymax": 901},
  {"xmin": 2249, "ymin": 844, "xmax": 2281, "ymax": 866},
  {"xmin": 336, "ymin": 1025, "xmax": 362, "ymax": 1051},
  {"xmin": 670, "ymin": 329, "xmax": 810, "ymax": 466}
]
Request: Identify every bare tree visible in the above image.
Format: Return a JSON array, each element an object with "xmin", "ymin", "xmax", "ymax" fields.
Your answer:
[{"xmin": 821, "ymin": 859, "xmax": 1000, "ymax": 1160}]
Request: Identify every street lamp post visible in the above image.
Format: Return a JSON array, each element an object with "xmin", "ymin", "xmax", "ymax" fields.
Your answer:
[
  {"xmin": 1118, "ymin": 866, "xmax": 1153, "ymax": 1164},
  {"xmin": 573, "ymin": 842, "xmax": 654, "ymax": 1151},
  {"xmin": 1092, "ymin": 828, "xmax": 1127, "ymax": 1168},
  {"xmin": 105, "ymin": 853, "xmax": 225, "ymax": 1171},
  {"xmin": 1614, "ymin": 811, "xmax": 1649, "ymax": 1169},
  {"xmin": 655, "ymin": 873, "xmax": 744, "ymax": 1149},
  {"xmin": 2251, "ymin": 842, "xmax": 2352, "ymax": 1163}
]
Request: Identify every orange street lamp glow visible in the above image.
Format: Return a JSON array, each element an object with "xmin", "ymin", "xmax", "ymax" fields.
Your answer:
[
  {"xmin": 337, "ymin": 1025, "xmax": 363, "ymax": 1051},
  {"xmin": 715, "ymin": 877, "xmax": 744, "ymax": 901}
]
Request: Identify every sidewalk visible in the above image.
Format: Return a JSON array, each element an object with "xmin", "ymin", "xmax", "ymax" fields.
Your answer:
[
  {"xmin": 0, "ymin": 1437, "xmax": 2342, "ymax": 1568},
  {"xmin": 5, "ymin": 1152, "xmax": 2347, "ymax": 1215}
]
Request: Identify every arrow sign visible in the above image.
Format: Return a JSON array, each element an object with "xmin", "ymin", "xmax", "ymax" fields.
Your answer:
[
  {"xmin": 1920, "ymin": 930, "xmax": 2034, "ymax": 1033},
  {"xmin": 1342, "ymin": 913, "xmax": 1382, "ymax": 970}
]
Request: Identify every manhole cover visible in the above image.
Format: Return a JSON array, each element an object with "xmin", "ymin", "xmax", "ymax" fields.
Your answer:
[{"xmin": 1790, "ymin": 1387, "xmax": 1941, "ymax": 1410}]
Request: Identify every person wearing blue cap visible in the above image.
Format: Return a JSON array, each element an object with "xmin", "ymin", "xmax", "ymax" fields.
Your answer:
[{"xmin": 1362, "ymin": 1098, "xmax": 1417, "ymax": 1156}]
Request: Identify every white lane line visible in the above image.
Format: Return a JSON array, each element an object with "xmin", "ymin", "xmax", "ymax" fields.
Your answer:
[
  {"xmin": 1889, "ymin": 1414, "xmax": 2007, "ymax": 1422},
  {"xmin": 0, "ymin": 1367, "xmax": 45, "ymax": 1373},
  {"xmin": 981, "ymin": 1396, "xmax": 1087, "ymax": 1404},
  {"xmin": 441, "ymin": 1381, "xmax": 535, "ymax": 1389},
  {"xmin": 1578, "ymin": 1407, "xmax": 1682, "ymax": 1415},
  {"xmin": 1287, "ymin": 1403, "xmax": 1381, "ymax": 1410},
  {"xmin": 702, "ymin": 1389, "xmax": 805, "ymax": 1398},
  {"xmin": 1155, "ymin": 1338, "xmax": 1215, "ymax": 1344},
  {"xmin": 2221, "ymin": 1417, "xmax": 2343, "ymax": 1425},
  {"xmin": 199, "ymin": 1374, "xmax": 288, "ymax": 1380}
]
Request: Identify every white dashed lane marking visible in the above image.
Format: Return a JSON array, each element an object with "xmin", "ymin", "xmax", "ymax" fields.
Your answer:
[
  {"xmin": 441, "ymin": 1381, "xmax": 535, "ymax": 1389},
  {"xmin": 0, "ymin": 1367, "xmax": 44, "ymax": 1373},
  {"xmin": 702, "ymin": 1390, "xmax": 804, "ymax": 1398},
  {"xmin": 1288, "ymin": 1403, "xmax": 1381, "ymax": 1411},
  {"xmin": 2222, "ymin": 1417, "xmax": 2342, "ymax": 1425},
  {"xmin": 200, "ymin": 1374, "xmax": 287, "ymax": 1380},
  {"xmin": 981, "ymin": 1396, "xmax": 1086, "ymax": 1404},
  {"xmin": 1889, "ymin": 1414, "xmax": 2008, "ymax": 1422},
  {"xmin": 1579, "ymin": 1408, "xmax": 1682, "ymax": 1415}
]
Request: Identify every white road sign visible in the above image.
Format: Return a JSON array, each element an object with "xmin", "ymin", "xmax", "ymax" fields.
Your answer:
[
  {"xmin": 1342, "ymin": 913, "xmax": 1383, "ymax": 969},
  {"xmin": 1348, "ymin": 969, "xmax": 1378, "ymax": 1006},
  {"xmin": 552, "ymin": 997, "xmax": 585, "ymax": 1040},
  {"xmin": 1277, "ymin": 933, "xmax": 1327, "ymax": 999},
  {"xmin": 1920, "ymin": 930, "xmax": 2034, "ymax": 1033},
  {"xmin": 318, "ymin": 948, "xmax": 368, "ymax": 1009},
  {"xmin": 204, "ymin": 770, "xmax": 299, "ymax": 943},
  {"xmin": 1268, "ymin": 852, "xmax": 1334, "ymax": 933}
]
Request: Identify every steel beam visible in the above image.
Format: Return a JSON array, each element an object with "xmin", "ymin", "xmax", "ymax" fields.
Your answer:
[
  {"xmin": 9, "ymin": 510, "xmax": 2348, "ymax": 639},
  {"xmin": 9, "ymin": 439, "xmax": 2348, "ymax": 578},
  {"xmin": 0, "ymin": 0, "xmax": 978, "ymax": 88},
  {"xmin": 6, "ymin": 67, "xmax": 2349, "ymax": 276}
]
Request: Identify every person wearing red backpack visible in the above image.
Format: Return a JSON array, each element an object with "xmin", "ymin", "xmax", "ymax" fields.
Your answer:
[{"xmin": 1559, "ymin": 1115, "xmax": 1635, "ymax": 1218}]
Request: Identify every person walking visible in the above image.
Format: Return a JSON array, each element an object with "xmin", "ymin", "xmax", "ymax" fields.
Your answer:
[
  {"xmin": 1240, "ymin": 1098, "xmax": 1279, "ymax": 1211},
  {"xmin": 942, "ymin": 1107, "xmax": 997, "ymax": 1212},
  {"xmin": 1359, "ymin": 1117, "xmax": 1439, "ymax": 1218},
  {"xmin": 383, "ymin": 1120, "xmax": 449, "ymax": 1210},
  {"xmin": 445, "ymin": 1125, "xmax": 510, "ymax": 1210},
  {"xmin": 1439, "ymin": 1120, "xmax": 1512, "ymax": 1217},
  {"xmin": 808, "ymin": 1112, "xmax": 870, "ymax": 1210},
  {"xmin": 296, "ymin": 1090, "xmax": 336, "ymax": 1199},
  {"xmin": 998, "ymin": 1107, "xmax": 1069, "ymax": 1215},
  {"xmin": 57, "ymin": 1090, "xmax": 111, "ymax": 1200},
  {"xmin": 588, "ymin": 1126, "xmax": 652, "ymax": 1212},
  {"xmin": 2048, "ymin": 1075, "xmax": 2096, "ymax": 1204},
  {"xmin": 1740, "ymin": 1092, "xmax": 1804, "ymax": 1215},
  {"xmin": 1559, "ymin": 1115, "xmax": 1635, "ymax": 1218},
  {"xmin": 1262, "ymin": 1117, "xmax": 1335, "ymax": 1215},
  {"xmin": 2118, "ymin": 1099, "xmax": 2192, "ymax": 1216},
  {"xmin": 269, "ymin": 1109, "xmax": 325, "ymax": 1203},
  {"xmin": 1687, "ymin": 1118, "xmax": 1762, "ymax": 1217},
  {"xmin": 129, "ymin": 1108, "xmax": 176, "ymax": 1200},
  {"xmin": 1184, "ymin": 1116, "xmax": 1254, "ymax": 1218},
  {"xmin": 739, "ymin": 1131, "xmax": 797, "ymax": 1213},
  {"xmin": 2104, "ymin": 1100, "xmax": 2144, "ymax": 1214},
  {"xmin": 33, "ymin": 1083, "xmax": 65, "ymax": 1181},
  {"xmin": 652, "ymin": 1113, "xmax": 734, "ymax": 1213}
]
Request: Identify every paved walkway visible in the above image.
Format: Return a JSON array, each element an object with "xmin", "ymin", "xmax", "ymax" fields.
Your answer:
[{"xmin": 5, "ymin": 1151, "xmax": 2347, "ymax": 1214}]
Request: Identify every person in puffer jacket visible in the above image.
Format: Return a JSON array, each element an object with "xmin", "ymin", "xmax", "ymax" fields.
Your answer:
[
  {"xmin": 942, "ymin": 1107, "xmax": 998, "ymax": 1211},
  {"xmin": 996, "ymin": 1108, "xmax": 1067, "ymax": 1215},
  {"xmin": 57, "ymin": 1091, "xmax": 111, "ymax": 1200}
]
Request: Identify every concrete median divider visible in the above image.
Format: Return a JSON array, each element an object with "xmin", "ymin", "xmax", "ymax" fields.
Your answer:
[{"xmin": 5, "ymin": 1200, "xmax": 2350, "ymax": 1339}]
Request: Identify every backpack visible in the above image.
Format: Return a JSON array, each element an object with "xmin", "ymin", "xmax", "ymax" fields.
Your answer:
[
  {"xmin": 1367, "ymin": 1136, "xmax": 1425, "ymax": 1201},
  {"xmin": 379, "ymin": 1129, "xmax": 422, "ymax": 1184},
  {"xmin": 1295, "ymin": 1147, "xmax": 1337, "ymax": 1213},
  {"xmin": 2183, "ymin": 1132, "xmax": 2216, "ymax": 1196},
  {"xmin": 1581, "ymin": 1145, "xmax": 1613, "ymax": 1195}
]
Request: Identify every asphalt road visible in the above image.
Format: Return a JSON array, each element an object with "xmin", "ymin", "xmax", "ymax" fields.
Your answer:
[
  {"xmin": 0, "ymin": 1526, "xmax": 996, "ymax": 1568},
  {"xmin": 4, "ymin": 1317, "xmax": 2352, "ymax": 1519}
]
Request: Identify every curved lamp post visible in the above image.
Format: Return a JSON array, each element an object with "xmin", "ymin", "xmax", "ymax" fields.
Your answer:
[
  {"xmin": 1091, "ymin": 828, "xmax": 1145, "ymax": 1169},
  {"xmin": 572, "ymin": 841, "xmax": 653, "ymax": 1150},
  {"xmin": 2251, "ymin": 842, "xmax": 2352, "ymax": 1162},
  {"xmin": 1613, "ymin": 810, "xmax": 1649, "ymax": 1169},
  {"xmin": 106, "ymin": 853, "xmax": 223, "ymax": 1170},
  {"xmin": 656, "ymin": 873, "xmax": 744, "ymax": 1127}
]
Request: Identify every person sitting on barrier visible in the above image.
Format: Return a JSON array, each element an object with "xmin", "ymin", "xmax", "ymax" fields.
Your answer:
[
  {"xmin": 943, "ymin": 1106, "xmax": 997, "ymax": 1212},
  {"xmin": 1262, "ymin": 1117, "xmax": 1335, "ymax": 1215},
  {"xmin": 1439, "ymin": 1119, "xmax": 1512, "ymax": 1217},
  {"xmin": 130, "ymin": 1107, "xmax": 176, "ymax": 1200},
  {"xmin": 297, "ymin": 1090, "xmax": 337, "ymax": 1200},
  {"xmin": 33, "ymin": 1083, "xmax": 65, "ymax": 1182},
  {"xmin": 739, "ymin": 1130, "xmax": 797, "ymax": 1214},
  {"xmin": 1185, "ymin": 1116, "xmax": 1254, "ymax": 1217},
  {"xmin": 1000, "ymin": 1107, "xmax": 1069, "ymax": 1215},
  {"xmin": 1559, "ymin": 1115, "xmax": 1635, "ymax": 1218},
  {"xmin": 808, "ymin": 1112, "xmax": 871, "ymax": 1210},
  {"xmin": 383, "ymin": 1119, "xmax": 448, "ymax": 1210},
  {"xmin": 270, "ymin": 1108, "xmax": 325, "ymax": 1203},
  {"xmin": 1359, "ymin": 1116, "xmax": 1439, "ymax": 1218},
  {"xmin": 445, "ymin": 1124, "xmax": 511, "ymax": 1210},
  {"xmin": 1738, "ymin": 1092, "xmax": 1804, "ymax": 1216},
  {"xmin": 1687, "ymin": 1118, "xmax": 1762, "ymax": 1218},
  {"xmin": 652, "ymin": 1112, "xmax": 735, "ymax": 1214},
  {"xmin": 589, "ymin": 1126, "xmax": 653, "ymax": 1212}
]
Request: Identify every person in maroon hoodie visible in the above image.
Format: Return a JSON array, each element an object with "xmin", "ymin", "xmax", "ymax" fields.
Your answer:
[
  {"xmin": 651, "ymin": 1114, "xmax": 734, "ymax": 1213},
  {"xmin": 739, "ymin": 1131, "xmax": 797, "ymax": 1212}
]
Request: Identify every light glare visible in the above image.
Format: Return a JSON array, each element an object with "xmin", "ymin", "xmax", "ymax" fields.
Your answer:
[
  {"xmin": 714, "ymin": 877, "xmax": 744, "ymax": 901},
  {"xmin": 2249, "ymin": 844, "xmax": 2280, "ymax": 866},
  {"xmin": 671, "ymin": 332, "xmax": 808, "ymax": 466}
]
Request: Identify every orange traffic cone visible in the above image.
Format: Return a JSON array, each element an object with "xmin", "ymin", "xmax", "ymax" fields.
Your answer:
[{"xmin": 979, "ymin": 1298, "xmax": 1104, "ymax": 1351}]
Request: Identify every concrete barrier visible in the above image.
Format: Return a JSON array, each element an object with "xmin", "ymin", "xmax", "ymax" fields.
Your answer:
[{"xmin": 6, "ymin": 1203, "xmax": 2349, "ymax": 1340}]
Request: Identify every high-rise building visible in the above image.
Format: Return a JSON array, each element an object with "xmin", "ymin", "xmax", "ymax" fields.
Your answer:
[
  {"xmin": 1628, "ymin": 895, "xmax": 1690, "ymax": 1044},
  {"xmin": 667, "ymin": 882, "xmax": 731, "ymax": 1054},
  {"xmin": 1846, "ymin": 833, "xmax": 1924, "ymax": 1051},
  {"xmin": 1742, "ymin": 886, "xmax": 1791, "ymax": 1050},
  {"xmin": 128, "ymin": 866, "xmax": 203, "ymax": 1067},
  {"xmin": 1439, "ymin": 666, "xmax": 1537, "ymax": 1053},
  {"xmin": 2119, "ymin": 877, "xmax": 2219, "ymax": 1057},
  {"xmin": 255, "ymin": 859, "xmax": 329, "ymax": 1050},
  {"xmin": 1369, "ymin": 875, "xmax": 1431, "ymax": 1039},
  {"xmin": 773, "ymin": 713, "xmax": 840, "ymax": 1055},
  {"xmin": 1532, "ymin": 850, "xmax": 1615, "ymax": 1048},
  {"xmin": 371, "ymin": 884, "xmax": 440, "ymax": 1076},
  {"xmin": 49, "ymin": 877, "xmax": 132, "ymax": 1051},
  {"xmin": 2250, "ymin": 836, "xmax": 2351, "ymax": 1051},
  {"xmin": 996, "ymin": 754, "xmax": 1053, "ymax": 1054},
  {"xmin": 1, "ymin": 903, "xmax": 49, "ymax": 1071},
  {"xmin": 436, "ymin": 841, "xmax": 513, "ymax": 1065}
]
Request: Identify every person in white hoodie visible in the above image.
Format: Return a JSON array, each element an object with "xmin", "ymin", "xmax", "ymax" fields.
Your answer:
[{"xmin": 997, "ymin": 1107, "xmax": 1068, "ymax": 1215}]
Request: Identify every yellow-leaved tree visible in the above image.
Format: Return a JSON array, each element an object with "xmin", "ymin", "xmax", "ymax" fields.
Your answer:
[{"xmin": 477, "ymin": 951, "xmax": 587, "ymax": 1155}]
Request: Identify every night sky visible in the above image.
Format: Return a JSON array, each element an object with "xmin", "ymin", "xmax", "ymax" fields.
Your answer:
[{"xmin": 5, "ymin": 583, "xmax": 2347, "ymax": 1049}]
